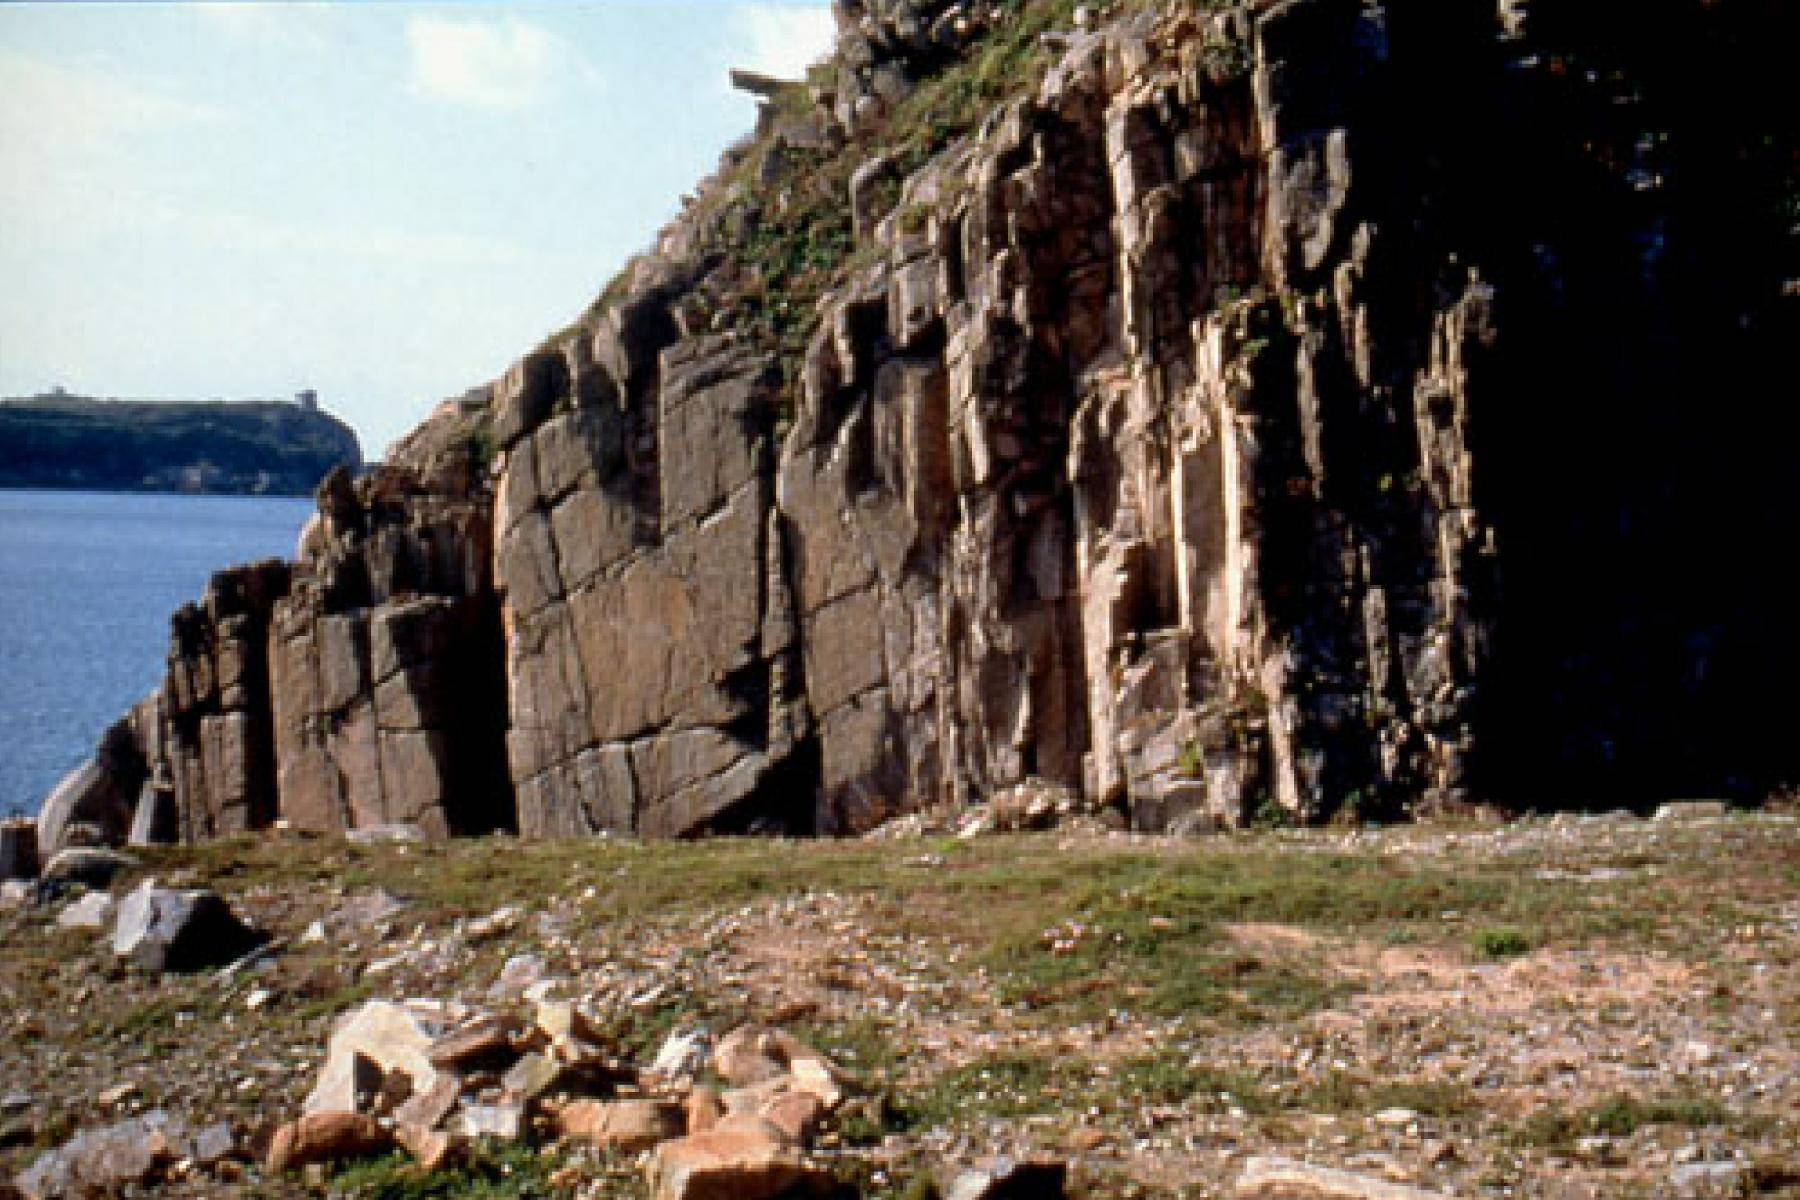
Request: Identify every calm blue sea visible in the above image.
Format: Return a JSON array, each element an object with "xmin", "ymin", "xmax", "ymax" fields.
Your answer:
[{"xmin": 0, "ymin": 489, "xmax": 312, "ymax": 816}]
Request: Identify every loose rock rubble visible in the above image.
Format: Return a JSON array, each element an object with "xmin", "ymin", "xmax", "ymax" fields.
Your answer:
[
  {"xmin": 1234, "ymin": 1155, "xmax": 1458, "ymax": 1199},
  {"xmin": 271, "ymin": 998, "xmax": 861, "ymax": 1199},
  {"xmin": 1, "ymin": 808, "xmax": 1791, "ymax": 1197},
  {"xmin": 15, "ymin": 1111, "xmax": 190, "ymax": 1200}
]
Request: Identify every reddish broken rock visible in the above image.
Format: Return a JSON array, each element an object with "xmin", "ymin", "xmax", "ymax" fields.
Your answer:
[
  {"xmin": 720, "ymin": 1080, "xmax": 828, "ymax": 1147},
  {"xmin": 264, "ymin": 1112, "xmax": 392, "ymax": 1173},
  {"xmin": 392, "ymin": 1075, "xmax": 461, "ymax": 1133},
  {"xmin": 712, "ymin": 1025, "xmax": 842, "ymax": 1088},
  {"xmin": 395, "ymin": 1124, "xmax": 463, "ymax": 1173},
  {"xmin": 646, "ymin": 1127, "xmax": 814, "ymax": 1200},
  {"xmin": 500, "ymin": 1051, "xmax": 563, "ymax": 1104},
  {"xmin": 556, "ymin": 1098, "xmax": 686, "ymax": 1153},
  {"xmin": 304, "ymin": 1000, "xmax": 457, "ymax": 1116},
  {"xmin": 685, "ymin": 1086, "xmax": 726, "ymax": 1135},
  {"xmin": 709, "ymin": 1114, "xmax": 796, "ymax": 1145},
  {"xmin": 757, "ymin": 1089, "xmax": 828, "ymax": 1146},
  {"xmin": 788, "ymin": 1056, "xmax": 844, "ymax": 1108},
  {"xmin": 532, "ymin": 998, "xmax": 608, "ymax": 1062},
  {"xmin": 712, "ymin": 1027, "xmax": 790, "ymax": 1087},
  {"xmin": 427, "ymin": 1013, "xmax": 518, "ymax": 1072}
]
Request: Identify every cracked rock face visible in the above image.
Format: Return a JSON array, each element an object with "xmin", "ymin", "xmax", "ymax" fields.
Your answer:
[
  {"xmin": 116, "ymin": 399, "xmax": 516, "ymax": 844},
  {"xmin": 85, "ymin": 0, "xmax": 1798, "ymax": 843},
  {"xmin": 492, "ymin": 320, "xmax": 809, "ymax": 838},
  {"xmin": 773, "ymin": 4, "xmax": 1499, "ymax": 831}
]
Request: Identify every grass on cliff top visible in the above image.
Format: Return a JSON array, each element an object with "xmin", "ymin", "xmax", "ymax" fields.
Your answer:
[
  {"xmin": 541, "ymin": 0, "xmax": 1247, "ymax": 423},
  {"xmin": 550, "ymin": 0, "xmax": 1098, "ymax": 389},
  {"xmin": 731, "ymin": 0, "xmax": 1090, "ymax": 378}
]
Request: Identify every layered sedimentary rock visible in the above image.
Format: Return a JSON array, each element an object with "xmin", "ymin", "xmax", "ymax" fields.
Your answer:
[{"xmin": 70, "ymin": 0, "xmax": 1794, "ymax": 844}]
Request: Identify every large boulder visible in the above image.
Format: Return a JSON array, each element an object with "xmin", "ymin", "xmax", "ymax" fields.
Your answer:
[
  {"xmin": 34, "ymin": 718, "xmax": 144, "ymax": 857},
  {"xmin": 949, "ymin": 1159, "xmax": 1069, "ymax": 1200},
  {"xmin": 40, "ymin": 848, "xmax": 135, "ymax": 890},
  {"xmin": 263, "ymin": 1112, "xmax": 392, "ymax": 1174},
  {"xmin": 110, "ymin": 881, "xmax": 265, "ymax": 973},
  {"xmin": 55, "ymin": 891, "xmax": 115, "ymax": 931},
  {"xmin": 15, "ymin": 1112, "xmax": 185, "ymax": 1200},
  {"xmin": 1234, "ymin": 1156, "xmax": 1461, "ymax": 1199},
  {"xmin": 646, "ymin": 1127, "xmax": 814, "ymax": 1200},
  {"xmin": 303, "ymin": 1000, "xmax": 460, "ymax": 1116}
]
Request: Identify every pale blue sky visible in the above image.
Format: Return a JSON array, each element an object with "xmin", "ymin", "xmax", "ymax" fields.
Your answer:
[{"xmin": 0, "ymin": 1, "xmax": 836, "ymax": 455}]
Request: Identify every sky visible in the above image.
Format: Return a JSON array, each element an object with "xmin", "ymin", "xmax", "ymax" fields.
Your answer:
[{"xmin": 0, "ymin": 0, "xmax": 837, "ymax": 456}]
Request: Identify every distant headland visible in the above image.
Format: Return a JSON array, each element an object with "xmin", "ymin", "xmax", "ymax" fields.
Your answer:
[{"xmin": 0, "ymin": 388, "xmax": 362, "ymax": 496}]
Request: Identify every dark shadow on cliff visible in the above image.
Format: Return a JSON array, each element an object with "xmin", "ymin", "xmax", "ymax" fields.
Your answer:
[{"xmin": 1414, "ymin": 0, "xmax": 1800, "ymax": 807}]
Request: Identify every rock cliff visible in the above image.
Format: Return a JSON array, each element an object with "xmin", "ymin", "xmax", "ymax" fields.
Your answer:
[{"xmin": 50, "ymin": 0, "xmax": 1796, "ymax": 851}]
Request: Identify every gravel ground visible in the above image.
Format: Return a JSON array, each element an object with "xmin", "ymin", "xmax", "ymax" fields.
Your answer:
[{"xmin": 1, "ymin": 805, "xmax": 1795, "ymax": 1198}]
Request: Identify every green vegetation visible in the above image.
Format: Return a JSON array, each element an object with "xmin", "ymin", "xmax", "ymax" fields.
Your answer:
[
  {"xmin": 1111, "ymin": 1055, "xmax": 1275, "ymax": 1114},
  {"xmin": 897, "ymin": 1052, "xmax": 1083, "ymax": 1126},
  {"xmin": 1198, "ymin": 31, "xmax": 1251, "ymax": 81},
  {"xmin": 328, "ymin": 1141, "xmax": 580, "ymax": 1199},
  {"xmin": 0, "ymin": 393, "xmax": 361, "ymax": 495},
  {"xmin": 1512, "ymin": 1092, "xmax": 1736, "ymax": 1150},
  {"xmin": 880, "ymin": 0, "xmax": 1082, "ymax": 172},
  {"xmin": 558, "ymin": 0, "xmax": 1108, "ymax": 402},
  {"xmin": 464, "ymin": 425, "xmax": 497, "ymax": 475},
  {"xmin": 133, "ymin": 819, "xmax": 1749, "ymax": 1022},
  {"xmin": 1470, "ymin": 925, "xmax": 1535, "ymax": 960},
  {"xmin": 1176, "ymin": 740, "xmax": 1205, "ymax": 779},
  {"xmin": 1287, "ymin": 1073, "xmax": 1479, "ymax": 1120},
  {"xmin": 7, "ymin": 810, "xmax": 1796, "ymax": 1195}
]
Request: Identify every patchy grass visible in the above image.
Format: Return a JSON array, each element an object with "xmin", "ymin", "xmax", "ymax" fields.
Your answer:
[
  {"xmin": 900, "ymin": 1052, "xmax": 1080, "ymax": 1126},
  {"xmin": 123, "ymin": 821, "xmax": 1780, "ymax": 1032},
  {"xmin": 1470, "ymin": 926, "xmax": 1534, "ymax": 960},
  {"xmin": 963, "ymin": 848, "xmax": 1538, "ymax": 1023},
  {"xmin": 1109, "ymin": 1054, "xmax": 1278, "ymax": 1115},
  {"xmin": 1285, "ymin": 1072, "xmax": 1480, "ymax": 1120},
  {"xmin": 326, "ymin": 1141, "xmax": 581, "ymax": 1200},
  {"xmin": 1512, "ymin": 1092, "xmax": 1737, "ymax": 1150},
  {"xmin": 6, "ymin": 811, "xmax": 1797, "ymax": 1198}
]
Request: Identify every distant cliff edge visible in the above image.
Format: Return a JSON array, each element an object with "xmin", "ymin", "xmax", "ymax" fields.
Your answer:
[{"xmin": 0, "ymin": 392, "xmax": 363, "ymax": 496}]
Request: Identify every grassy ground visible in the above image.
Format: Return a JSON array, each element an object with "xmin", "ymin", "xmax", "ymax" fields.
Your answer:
[{"xmin": 2, "ymin": 807, "xmax": 1796, "ymax": 1197}]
